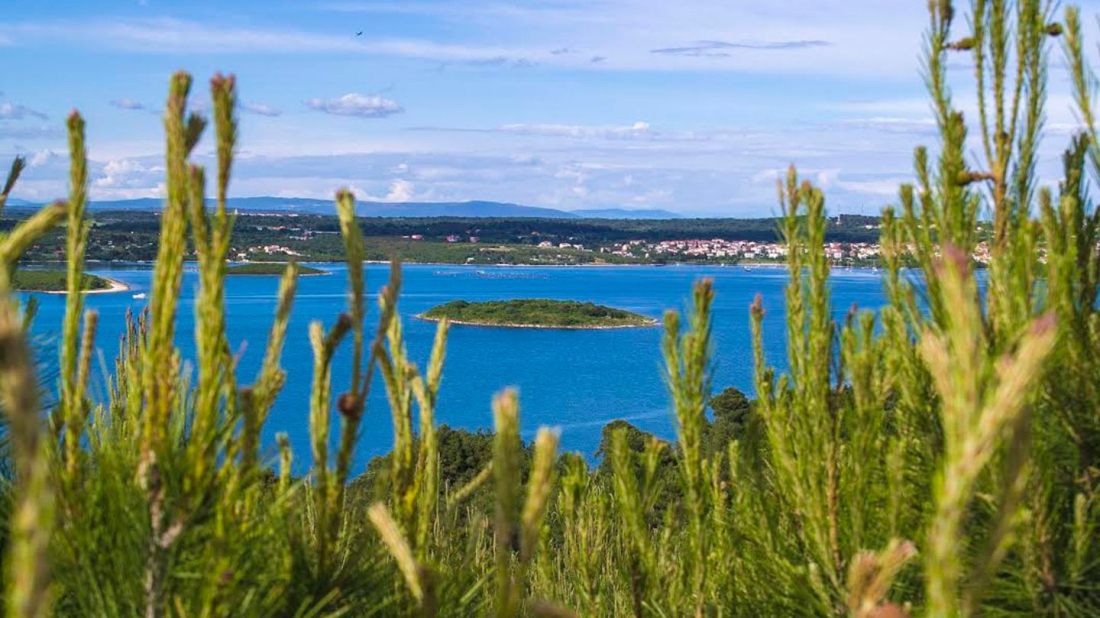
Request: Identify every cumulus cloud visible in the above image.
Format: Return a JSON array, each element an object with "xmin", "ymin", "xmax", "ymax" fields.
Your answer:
[
  {"xmin": 383, "ymin": 178, "xmax": 415, "ymax": 201},
  {"xmin": 241, "ymin": 102, "xmax": 281, "ymax": 117},
  {"xmin": 5, "ymin": 131, "xmax": 947, "ymax": 216},
  {"xmin": 93, "ymin": 158, "xmax": 165, "ymax": 189},
  {"xmin": 651, "ymin": 39, "xmax": 831, "ymax": 57},
  {"xmin": 306, "ymin": 93, "xmax": 403, "ymax": 118},
  {"xmin": 29, "ymin": 150, "xmax": 61, "ymax": 167},
  {"xmin": 0, "ymin": 102, "xmax": 48, "ymax": 120}
]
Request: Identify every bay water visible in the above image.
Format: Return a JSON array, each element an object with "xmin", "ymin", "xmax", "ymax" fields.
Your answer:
[{"xmin": 25, "ymin": 263, "xmax": 889, "ymax": 472}]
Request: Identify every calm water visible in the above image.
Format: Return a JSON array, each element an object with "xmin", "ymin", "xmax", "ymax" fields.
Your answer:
[{"xmin": 24, "ymin": 264, "xmax": 889, "ymax": 471}]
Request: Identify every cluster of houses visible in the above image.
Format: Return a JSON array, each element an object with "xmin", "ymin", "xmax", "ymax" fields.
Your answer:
[
  {"xmin": 600, "ymin": 238, "xmax": 884, "ymax": 263},
  {"xmin": 238, "ymin": 244, "xmax": 302, "ymax": 259},
  {"xmin": 537, "ymin": 240, "xmax": 586, "ymax": 251}
]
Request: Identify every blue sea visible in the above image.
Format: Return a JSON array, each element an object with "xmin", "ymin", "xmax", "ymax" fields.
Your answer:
[{"xmin": 23, "ymin": 264, "xmax": 889, "ymax": 471}]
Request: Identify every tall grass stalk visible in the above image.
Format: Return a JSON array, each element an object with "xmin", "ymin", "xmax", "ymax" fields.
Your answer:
[{"xmin": 0, "ymin": 0, "xmax": 1097, "ymax": 614}]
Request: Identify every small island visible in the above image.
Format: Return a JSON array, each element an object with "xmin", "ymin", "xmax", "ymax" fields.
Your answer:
[
  {"xmin": 13, "ymin": 271, "xmax": 124, "ymax": 293},
  {"xmin": 419, "ymin": 299, "xmax": 658, "ymax": 329},
  {"xmin": 226, "ymin": 263, "xmax": 326, "ymax": 276}
]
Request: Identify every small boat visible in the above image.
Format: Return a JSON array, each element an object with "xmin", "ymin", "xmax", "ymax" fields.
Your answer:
[{"xmin": 132, "ymin": 292, "xmax": 147, "ymax": 300}]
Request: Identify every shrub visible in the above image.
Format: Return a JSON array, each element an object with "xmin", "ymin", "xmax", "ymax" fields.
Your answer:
[{"xmin": 0, "ymin": 1, "xmax": 1096, "ymax": 617}]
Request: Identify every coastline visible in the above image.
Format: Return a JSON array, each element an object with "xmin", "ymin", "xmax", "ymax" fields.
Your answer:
[
  {"xmin": 23, "ymin": 259, "xmax": 891, "ymax": 271},
  {"xmin": 415, "ymin": 314, "xmax": 659, "ymax": 330},
  {"xmin": 40, "ymin": 276, "xmax": 130, "ymax": 295},
  {"xmin": 225, "ymin": 271, "xmax": 331, "ymax": 277},
  {"xmin": 225, "ymin": 261, "xmax": 332, "ymax": 276}
]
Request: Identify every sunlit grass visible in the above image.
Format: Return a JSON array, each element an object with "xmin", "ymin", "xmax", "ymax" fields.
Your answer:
[{"xmin": 0, "ymin": 1, "xmax": 1096, "ymax": 617}]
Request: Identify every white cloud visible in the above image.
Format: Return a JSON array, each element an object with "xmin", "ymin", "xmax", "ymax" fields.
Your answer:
[
  {"xmin": 409, "ymin": 121, "xmax": 712, "ymax": 142},
  {"xmin": 0, "ymin": 141, "xmax": 927, "ymax": 215},
  {"xmin": 93, "ymin": 158, "xmax": 165, "ymax": 189},
  {"xmin": 0, "ymin": 125, "xmax": 59, "ymax": 140},
  {"xmin": 498, "ymin": 121, "xmax": 651, "ymax": 139},
  {"xmin": 313, "ymin": 0, "xmax": 932, "ymax": 77},
  {"xmin": 383, "ymin": 178, "xmax": 415, "ymax": 201},
  {"xmin": 28, "ymin": 150, "xmax": 60, "ymax": 167},
  {"xmin": 242, "ymin": 102, "xmax": 281, "ymax": 117},
  {"xmin": 751, "ymin": 168, "xmax": 781, "ymax": 184},
  {"xmin": 307, "ymin": 93, "xmax": 403, "ymax": 118},
  {"xmin": 815, "ymin": 168, "xmax": 840, "ymax": 188},
  {"xmin": 110, "ymin": 98, "xmax": 147, "ymax": 111},
  {"xmin": 835, "ymin": 177, "xmax": 910, "ymax": 197},
  {"xmin": 843, "ymin": 117, "xmax": 937, "ymax": 134},
  {"xmin": 6, "ymin": 18, "xmax": 535, "ymax": 64},
  {"xmin": 2, "ymin": 0, "xmax": 930, "ymax": 77},
  {"xmin": 828, "ymin": 98, "xmax": 930, "ymax": 116},
  {"xmin": 0, "ymin": 102, "xmax": 47, "ymax": 120},
  {"xmin": 651, "ymin": 39, "xmax": 831, "ymax": 56}
]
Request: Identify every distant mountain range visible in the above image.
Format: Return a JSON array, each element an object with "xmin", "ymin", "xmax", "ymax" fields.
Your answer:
[{"xmin": 7, "ymin": 196, "xmax": 683, "ymax": 219}]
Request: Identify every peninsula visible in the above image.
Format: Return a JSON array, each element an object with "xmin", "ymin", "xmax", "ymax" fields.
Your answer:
[
  {"xmin": 13, "ymin": 270, "xmax": 121, "ymax": 293},
  {"xmin": 226, "ymin": 263, "xmax": 326, "ymax": 276},
  {"xmin": 419, "ymin": 299, "xmax": 658, "ymax": 329}
]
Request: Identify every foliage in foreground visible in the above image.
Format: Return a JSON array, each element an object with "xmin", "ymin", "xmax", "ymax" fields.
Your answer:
[{"xmin": 0, "ymin": 1, "xmax": 1098, "ymax": 617}]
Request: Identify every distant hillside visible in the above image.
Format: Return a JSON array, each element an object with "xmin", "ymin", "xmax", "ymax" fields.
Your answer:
[
  {"xmin": 56, "ymin": 196, "xmax": 693, "ymax": 219},
  {"xmin": 360, "ymin": 200, "xmax": 577, "ymax": 219},
  {"xmin": 77, "ymin": 197, "xmax": 583, "ymax": 218},
  {"xmin": 571, "ymin": 208, "xmax": 682, "ymax": 219}
]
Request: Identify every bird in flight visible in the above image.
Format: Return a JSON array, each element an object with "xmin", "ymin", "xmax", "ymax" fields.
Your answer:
[{"xmin": 356, "ymin": 31, "xmax": 363, "ymax": 36}]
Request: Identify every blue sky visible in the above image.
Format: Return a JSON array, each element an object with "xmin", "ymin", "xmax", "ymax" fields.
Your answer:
[{"xmin": 1, "ymin": 0, "xmax": 1097, "ymax": 216}]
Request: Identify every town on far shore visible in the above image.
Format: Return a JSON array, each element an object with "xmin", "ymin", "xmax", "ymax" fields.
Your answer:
[{"xmin": 6, "ymin": 209, "xmax": 1003, "ymax": 267}]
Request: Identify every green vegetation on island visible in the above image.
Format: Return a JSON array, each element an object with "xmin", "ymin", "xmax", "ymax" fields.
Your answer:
[
  {"xmin": 226, "ymin": 262, "xmax": 325, "ymax": 276},
  {"xmin": 421, "ymin": 298, "xmax": 658, "ymax": 328},
  {"xmin": 11, "ymin": 270, "xmax": 111, "ymax": 292}
]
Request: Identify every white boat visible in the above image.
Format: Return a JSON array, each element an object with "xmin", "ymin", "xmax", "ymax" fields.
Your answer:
[{"xmin": 132, "ymin": 292, "xmax": 147, "ymax": 300}]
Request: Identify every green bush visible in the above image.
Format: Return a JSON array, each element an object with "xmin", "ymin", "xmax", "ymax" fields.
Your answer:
[
  {"xmin": 9, "ymin": 271, "xmax": 109, "ymax": 292},
  {"xmin": 0, "ymin": 2, "xmax": 1096, "ymax": 617},
  {"xmin": 421, "ymin": 299, "xmax": 655, "ymax": 328}
]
